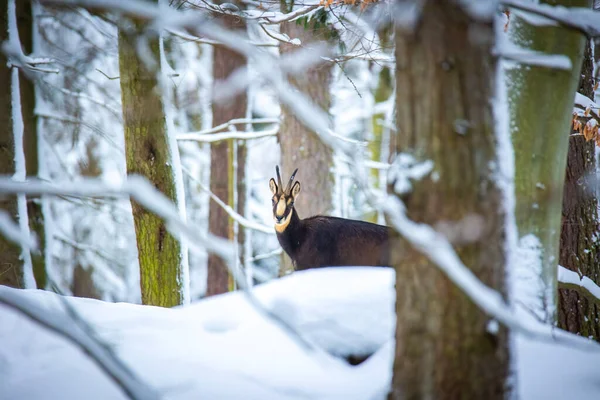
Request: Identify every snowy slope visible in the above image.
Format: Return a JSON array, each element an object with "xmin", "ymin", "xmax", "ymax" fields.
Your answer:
[{"xmin": 1, "ymin": 268, "xmax": 600, "ymax": 399}]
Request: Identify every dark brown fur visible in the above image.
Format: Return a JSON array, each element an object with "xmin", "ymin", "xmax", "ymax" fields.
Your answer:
[{"xmin": 276, "ymin": 209, "xmax": 391, "ymax": 270}]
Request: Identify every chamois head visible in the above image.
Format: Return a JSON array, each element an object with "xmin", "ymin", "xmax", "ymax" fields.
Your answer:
[{"xmin": 269, "ymin": 166, "xmax": 301, "ymax": 233}]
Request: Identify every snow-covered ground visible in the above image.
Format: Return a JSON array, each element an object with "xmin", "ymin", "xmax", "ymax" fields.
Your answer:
[{"xmin": 1, "ymin": 268, "xmax": 599, "ymax": 399}]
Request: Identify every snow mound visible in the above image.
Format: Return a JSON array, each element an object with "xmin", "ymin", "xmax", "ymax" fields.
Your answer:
[{"xmin": 1, "ymin": 267, "xmax": 600, "ymax": 399}]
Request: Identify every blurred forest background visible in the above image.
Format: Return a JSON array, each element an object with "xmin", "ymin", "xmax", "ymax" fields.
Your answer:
[
  {"xmin": 2, "ymin": 0, "xmax": 600, "ymax": 398},
  {"xmin": 1, "ymin": 0, "xmax": 400, "ymax": 302}
]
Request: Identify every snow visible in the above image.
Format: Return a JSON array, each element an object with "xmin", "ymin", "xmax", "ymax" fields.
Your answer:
[
  {"xmin": 0, "ymin": 210, "xmax": 37, "ymax": 251},
  {"xmin": 1, "ymin": 268, "xmax": 600, "ymax": 399},
  {"xmin": 514, "ymin": 234, "xmax": 547, "ymax": 320},
  {"xmin": 558, "ymin": 265, "xmax": 600, "ymax": 304},
  {"xmin": 0, "ymin": 268, "xmax": 394, "ymax": 400},
  {"xmin": 495, "ymin": 32, "xmax": 573, "ymax": 71},
  {"xmin": 387, "ymin": 153, "xmax": 434, "ymax": 196},
  {"xmin": 503, "ymin": 0, "xmax": 600, "ymax": 38},
  {"xmin": 8, "ymin": 0, "xmax": 36, "ymax": 290}
]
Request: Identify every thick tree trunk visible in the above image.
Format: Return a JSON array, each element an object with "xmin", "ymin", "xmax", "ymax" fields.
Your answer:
[
  {"xmin": 278, "ymin": 16, "xmax": 334, "ymax": 275},
  {"xmin": 206, "ymin": 13, "xmax": 247, "ymax": 297},
  {"xmin": 389, "ymin": 2, "xmax": 509, "ymax": 398},
  {"xmin": 558, "ymin": 40, "xmax": 600, "ymax": 340},
  {"xmin": 119, "ymin": 17, "xmax": 184, "ymax": 307},
  {"xmin": 506, "ymin": 0, "xmax": 591, "ymax": 321},
  {"xmin": 18, "ymin": 1, "xmax": 46, "ymax": 289},
  {"xmin": 0, "ymin": 1, "xmax": 23, "ymax": 288}
]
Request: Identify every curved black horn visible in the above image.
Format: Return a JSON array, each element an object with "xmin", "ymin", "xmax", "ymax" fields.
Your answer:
[
  {"xmin": 285, "ymin": 168, "xmax": 298, "ymax": 194},
  {"xmin": 276, "ymin": 166, "xmax": 283, "ymax": 193}
]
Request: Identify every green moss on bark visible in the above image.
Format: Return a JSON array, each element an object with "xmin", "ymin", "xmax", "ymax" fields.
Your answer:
[
  {"xmin": 118, "ymin": 22, "xmax": 183, "ymax": 307},
  {"xmin": 507, "ymin": 0, "xmax": 592, "ymax": 319}
]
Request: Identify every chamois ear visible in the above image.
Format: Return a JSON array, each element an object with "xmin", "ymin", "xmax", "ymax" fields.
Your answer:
[
  {"xmin": 269, "ymin": 178, "xmax": 278, "ymax": 195},
  {"xmin": 291, "ymin": 181, "xmax": 301, "ymax": 199}
]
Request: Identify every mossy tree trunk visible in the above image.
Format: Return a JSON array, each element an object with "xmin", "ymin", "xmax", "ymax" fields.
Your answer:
[
  {"xmin": 558, "ymin": 40, "xmax": 600, "ymax": 340},
  {"xmin": 18, "ymin": 1, "xmax": 46, "ymax": 289},
  {"xmin": 118, "ymin": 13, "xmax": 184, "ymax": 307},
  {"xmin": 506, "ymin": 0, "xmax": 591, "ymax": 321},
  {"xmin": 0, "ymin": 0, "xmax": 23, "ymax": 288},
  {"xmin": 206, "ymin": 11, "xmax": 247, "ymax": 297},
  {"xmin": 278, "ymin": 11, "xmax": 334, "ymax": 275},
  {"xmin": 389, "ymin": 2, "xmax": 509, "ymax": 398},
  {"xmin": 366, "ymin": 24, "xmax": 393, "ymax": 224}
]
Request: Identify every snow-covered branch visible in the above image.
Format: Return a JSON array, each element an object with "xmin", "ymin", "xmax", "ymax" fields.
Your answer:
[
  {"xmin": 177, "ymin": 127, "xmax": 278, "ymax": 143},
  {"xmin": 0, "ymin": 175, "xmax": 315, "ymax": 352},
  {"xmin": 248, "ymin": 248, "xmax": 283, "ymax": 263},
  {"xmin": 258, "ymin": 24, "xmax": 301, "ymax": 46},
  {"xmin": 2, "ymin": 0, "xmax": 58, "ymax": 75},
  {"xmin": 182, "ymin": 167, "xmax": 274, "ymax": 234},
  {"xmin": 166, "ymin": 28, "xmax": 277, "ymax": 48},
  {"xmin": 35, "ymin": 0, "xmax": 600, "ymax": 351},
  {"xmin": 0, "ymin": 286, "xmax": 160, "ymax": 400},
  {"xmin": 0, "ymin": 210, "xmax": 37, "ymax": 251},
  {"xmin": 0, "ymin": 176, "xmax": 235, "ymax": 263},
  {"xmin": 179, "ymin": 117, "xmax": 279, "ymax": 136},
  {"xmin": 558, "ymin": 266, "xmax": 600, "ymax": 308},
  {"xmin": 496, "ymin": 48, "xmax": 572, "ymax": 70},
  {"xmin": 502, "ymin": 0, "xmax": 600, "ymax": 38},
  {"xmin": 258, "ymin": 4, "xmax": 322, "ymax": 25}
]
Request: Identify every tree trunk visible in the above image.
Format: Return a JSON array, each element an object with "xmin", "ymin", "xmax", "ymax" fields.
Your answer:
[
  {"xmin": 278, "ymin": 14, "xmax": 334, "ymax": 275},
  {"xmin": 0, "ymin": 0, "xmax": 23, "ymax": 288},
  {"xmin": 506, "ymin": 0, "xmax": 591, "ymax": 321},
  {"xmin": 366, "ymin": 24, "xmax": 393, "ymax": 224},
  {"xmin": 558, "ymin": 40, "xmax": 600, "ymax": 340},
  {"xmin": 18, "ymin": 1, "xmax": 47, "ymax": 289},
  {"xmin": 389, "ymin": 2, "xmax": 509, "ymax": 398},
  {"xmin": 118, "ymin": 15, "xmax": 184, "ymax": 307},
  {"xmin": 206, "ymin": 12, "xmax": 247, "ymax": 297}
]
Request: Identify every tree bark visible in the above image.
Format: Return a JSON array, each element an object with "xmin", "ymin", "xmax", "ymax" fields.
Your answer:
[
  {"xmin": 558, "ymin": 40, "xmax": 600, "ymax": 340},
  {"xmin": 0, "ymin": 0, "xmax": 23, "ymax": 288},
  {"xmin": 206, "ymin": 12, "xmax": 247, "ymax": 297},
  {"xmin": 118, "ymin": 15, "xmax": 184, "ymax": 307},
  {"xmin": 278, "ymin": 14, "xmax": 334, "ymax": 275},
  {"xmin": 389, "ymin": 2, "xmax": 509, "ymax": 398},
  {"xmin": 506, "ymin": 0, "xmax": 591, "ymax": 321},
  {"xmin": 18, "ymin": 1, "xmax": 47, "ymax": 289},
  {"xmin": 0, "ymin": 1, "xmax": 46, "ymax": 289}
]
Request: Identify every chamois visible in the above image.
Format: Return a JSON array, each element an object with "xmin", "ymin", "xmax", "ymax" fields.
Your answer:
[{"xmin": 269, "ymin": 166, "xmax": 390, "ymax": 270}]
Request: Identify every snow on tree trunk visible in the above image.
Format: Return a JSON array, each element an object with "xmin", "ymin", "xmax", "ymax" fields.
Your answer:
[
  {"xmin": 206, "ymin": 11, "xmax": 247, "ymax": 297},
  {"xmin": 506, "ymin": 0, "xmax": 591, "ymax": 321},
  {"xmin": 278, "ymin": 11, "xmax": 334, "ymax": 275},
  {"xmin": 558, "ymin": 40, "xmax": 600, "ymax": 340},
  {"xmin": 17, "ymin": 0, "xmax": 47, "ymax": 289},
  {"xmin": 389, "ymin": 3, "xmax": 509, "ymax": 398},
  {"xmin": 0, "ymin": 1, "xmax": 23, "ymax": 289},
  {"xmin": 118, "ymin": 13, "xmax": 185, "ymax": 307}
]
